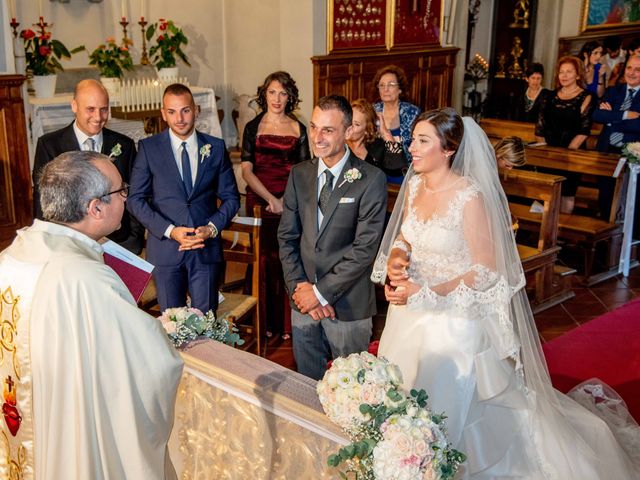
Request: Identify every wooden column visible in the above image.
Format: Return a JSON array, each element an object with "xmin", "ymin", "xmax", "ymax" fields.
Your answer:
[{"xmin": 0, "ymin": 75, "xmax": 32, "ymax": 249}]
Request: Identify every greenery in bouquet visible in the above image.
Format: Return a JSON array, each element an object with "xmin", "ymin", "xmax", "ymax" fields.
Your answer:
[
  {"xmin": 317, "ymin": 352, "xmax": 465, "ymax": 479},
  {"xmin": 622, "ymin": 142, "xmax": 640, "ymax": 166},
  {"xmin": 146, "ymin": 19, "xmax": 191, "ymax": 69},
  {"xmin": 159, "ymin": 307, "xmax": 243, "ymax": 349},
  {"xmin": 89, "ymin": 37, "xmax": 134, "ymax": 78},
  {"xmin": 20, "ymin": 27, "xmax": 84, "ymax": 76}
]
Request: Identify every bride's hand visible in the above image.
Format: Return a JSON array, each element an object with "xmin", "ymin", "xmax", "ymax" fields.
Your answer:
[
  {"xmin": 387, "ymin": 249, "xmax": 410, "ymax": 282},
  {"xmin": 385, "ymin": 281, "xmax": 420, "ymax": 306}
]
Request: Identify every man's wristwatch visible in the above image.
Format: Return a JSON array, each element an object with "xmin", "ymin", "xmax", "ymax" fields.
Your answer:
[{"xmin": 207, "ymin": 223, "xmax": 218, "ymax": 239}]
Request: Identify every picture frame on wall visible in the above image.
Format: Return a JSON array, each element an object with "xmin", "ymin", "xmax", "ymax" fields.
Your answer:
[
  {"xmin": 327, "ymin": 0, "xmax": 389, "ymax": 53},
  {"xmin": 580, "ymin": 0, "xmax": 640, "ymax": 33},
  {"xmin": 326, "ymin": 0, "xmax": 443, "ymax": 53},
  {"xmin": 390, "ymin": 0, "xmax": 443, "ymax": 49}
]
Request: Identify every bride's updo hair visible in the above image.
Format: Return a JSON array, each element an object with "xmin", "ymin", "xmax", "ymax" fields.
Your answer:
[{"xmin": 413, "ymin": 107, "xmax": 464, "ymax": 157}]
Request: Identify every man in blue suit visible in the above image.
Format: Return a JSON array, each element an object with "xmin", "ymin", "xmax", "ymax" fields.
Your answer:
[
  {"xmin": 593, "ymin": 55, "xmax": 640, "ymax": 154},
  {"xmin": 128, "ymin": 84, "xmax": 240, "ymax": 313},
  {"xmin": 593, "ymin": 55, "xmax": 640, "ymax": 220}
]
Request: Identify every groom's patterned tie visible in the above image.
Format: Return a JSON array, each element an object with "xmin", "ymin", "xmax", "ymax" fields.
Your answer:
[
  {"xmin": 610, "ymin": 88, "xmax": 636, "ymax": 147},
  {"xmin": 84, "ymin": 137, "xmax": 96, "ymax": 152},
  {"xmin": 318, "ymin": 170, "xmax": 334, "ymax": 214}
]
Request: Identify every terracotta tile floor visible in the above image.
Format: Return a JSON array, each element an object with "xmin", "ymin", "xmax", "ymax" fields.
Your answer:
[{"xmin": 262, "ymin": 268, "xmax": 640, "ymax": 371}]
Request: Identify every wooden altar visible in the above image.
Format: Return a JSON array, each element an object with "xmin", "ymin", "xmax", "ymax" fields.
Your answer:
[{"xmin": 0, "ymin": 75, "xmax": 32, "ymax": 249}]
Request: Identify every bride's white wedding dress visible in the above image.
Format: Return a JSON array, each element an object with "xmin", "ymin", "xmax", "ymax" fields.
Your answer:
[{"xmin": 378, "ymin": 176, "xmax": 639, "ymax": 479}]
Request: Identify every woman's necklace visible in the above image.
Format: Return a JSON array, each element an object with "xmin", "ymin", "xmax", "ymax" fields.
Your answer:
[
  {"xmin": 559, "ymin": 85, "xmax": 581, "ymax": 98},
  {"xmin": 526, "ymin": 86, "xmax": 541, "ymax": 101},
  {"xmin": 423, "ymin": 175, "xmax": 462, "ymax": 193}
]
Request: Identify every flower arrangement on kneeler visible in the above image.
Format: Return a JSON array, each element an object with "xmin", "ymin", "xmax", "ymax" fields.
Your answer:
[
  {"xmin": 159, "ymin": 307, "xmax": 243, "ymax": 349},
  {"xmin": 317, "ymin": 352, "xmax": 465, "ymax": 480}
]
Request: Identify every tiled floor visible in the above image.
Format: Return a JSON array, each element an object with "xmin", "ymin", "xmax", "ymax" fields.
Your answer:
[{"xmin": 263, "ymin": 268, "xmax": 640, "ymax": 371}]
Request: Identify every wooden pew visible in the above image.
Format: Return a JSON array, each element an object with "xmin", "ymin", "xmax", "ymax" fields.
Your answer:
[
  {"xmin": 479, "ymin": 118, "xmax": 603, "ymax": 150},
  {"xmin": 499, "ymin": 168, "xmax": 575, "ymax": 312},
  {"xmin": 516, "ymin": 145, "xmax": 625, "ymax": 285},
  {"xmin": 479, "ymin": 118, "xmax": 538, "ymax": 143}
]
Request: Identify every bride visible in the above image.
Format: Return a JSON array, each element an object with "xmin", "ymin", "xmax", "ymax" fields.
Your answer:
[{"xmin": 372, "ymin": 108, "xmax": 639, "ymax": 478}]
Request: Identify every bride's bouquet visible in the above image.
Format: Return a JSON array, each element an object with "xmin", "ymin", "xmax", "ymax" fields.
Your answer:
[
  {"xmin": 159, "ymin": 307, "xmax": 243, "ymax": 349},
  {"xmin": 317, "ymin": 352, "xmax": 465, "ymax": 479}
]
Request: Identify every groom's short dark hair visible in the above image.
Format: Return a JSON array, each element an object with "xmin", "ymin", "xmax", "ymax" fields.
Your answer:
[{"xmin": 317, "ymin": 95, "xmax": 353, "ymax": 127}]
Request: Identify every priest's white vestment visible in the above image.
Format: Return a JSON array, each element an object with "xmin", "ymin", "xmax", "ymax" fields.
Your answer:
[{"xmin": 0, "ymin": 220, "xmax": 183, "ymax": 479}]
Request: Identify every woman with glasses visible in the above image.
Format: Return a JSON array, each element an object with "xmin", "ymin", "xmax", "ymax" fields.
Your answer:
[
  {"xmin": 241, "ymin": 71, "xmax": 311, "ymax": 341},
  {"xmin": 371, "ymin": 65, "xmax": 420, "ymax": 183}
]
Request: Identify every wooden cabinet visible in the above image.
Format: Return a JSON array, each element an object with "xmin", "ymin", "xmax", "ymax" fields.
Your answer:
[
  {"xmin": 312, "ymin": 46, "xmax": 459, "ymax": 111},
  {"xmin": 0, "ymin": 75, "xmax": 32, "ymax": 249}
]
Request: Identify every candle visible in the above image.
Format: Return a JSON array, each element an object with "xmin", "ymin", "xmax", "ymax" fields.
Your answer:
[
  {"xmin": 38, "ymin": 0, "xmax": 43, "ymax": 18},
  {"xmin": 7, "ymin": 0, "xmax": 15, "ymax": 19},
  {"xmin": 140, "ymin": 0, "xmax": 146, "ymax": 19},
  {"xmin": 121, "ymin": 0, "xmax": 126, "ymax": 18}
]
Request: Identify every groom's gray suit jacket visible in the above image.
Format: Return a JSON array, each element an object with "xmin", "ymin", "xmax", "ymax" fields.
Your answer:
[{"xmin": 278, "ymin": 153, "xmax": 387, "ymax": 321}]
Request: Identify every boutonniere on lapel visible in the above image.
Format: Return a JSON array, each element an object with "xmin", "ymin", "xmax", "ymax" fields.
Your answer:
[
  {"xmin": 109, "ymin": 143, "xmax": 122, "ymax": 158},
  {"xmin": 338, "ymin": 167, "xmax": 362, "ymax": 188},
  {"xmin": 200, "ymin": 144, "xmax": 212, "ymax": 164}
]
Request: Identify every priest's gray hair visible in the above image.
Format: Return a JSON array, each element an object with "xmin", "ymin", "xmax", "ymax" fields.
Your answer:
[{"xmin": 38, "ymin": 151, "xmax": 112, "ymax": 223}]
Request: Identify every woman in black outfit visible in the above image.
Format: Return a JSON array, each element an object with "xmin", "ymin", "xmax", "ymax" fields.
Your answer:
[{"xmin": 535, "ymin": 56, "xmax": 595, "ymax": 213}]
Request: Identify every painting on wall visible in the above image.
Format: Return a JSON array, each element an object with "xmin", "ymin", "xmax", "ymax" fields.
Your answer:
[{"xmin": 581, "ymin": 0, "xmax": 640, "ymax": 33}]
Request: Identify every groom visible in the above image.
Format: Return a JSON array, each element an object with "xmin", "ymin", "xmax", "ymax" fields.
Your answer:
[{"xmin": 278, "ymin": 95, "xmax": 387, "ymax": 380}]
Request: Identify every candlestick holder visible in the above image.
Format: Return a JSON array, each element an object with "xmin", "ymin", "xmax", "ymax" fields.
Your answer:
[
  {"xmin": 35, "ymin": 16, "xmax": 51, "ymax": 36},
  {"xmin": 120, "ymin": 18, "xmax": 129, "ymax": 43},
  {"xmin": 9, "ymin": 18, "xmax": 19, "ymax": 38},
  {"xmin": 138, "ymin": 18, "xmax": 149, "ymax": 65}
]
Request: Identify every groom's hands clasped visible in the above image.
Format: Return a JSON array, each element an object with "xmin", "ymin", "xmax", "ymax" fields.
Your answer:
[{"xmin": 293, "ymin": 281, "xmax": 336, "ymax": 320}]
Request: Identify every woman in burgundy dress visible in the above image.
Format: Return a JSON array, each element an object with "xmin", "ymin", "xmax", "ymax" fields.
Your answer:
[{"xmin": 241, "ymin": 71, "xmax": 311, "ymax": 340}]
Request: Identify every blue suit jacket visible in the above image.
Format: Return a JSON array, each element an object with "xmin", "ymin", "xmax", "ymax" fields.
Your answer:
[
  {"xmin": 127, "ymin": 130, "xmax": 240, "ymax": 267},
  {"xmin": 593, "ymin": 83, "xmax": 640, "ymax": 152}
]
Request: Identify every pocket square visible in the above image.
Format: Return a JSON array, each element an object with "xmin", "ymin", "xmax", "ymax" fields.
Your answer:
[{"xmin": 339, "ymin": 197, "xmax": 355, "ymax": 203}]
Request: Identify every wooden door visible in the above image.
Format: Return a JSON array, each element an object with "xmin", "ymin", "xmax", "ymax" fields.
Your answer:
[{"xmin": 0, "ymin": 75, "xmax": 32, "ymax": 249}]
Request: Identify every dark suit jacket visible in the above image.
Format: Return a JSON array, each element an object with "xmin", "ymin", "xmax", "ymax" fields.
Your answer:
[
  {"xmin": 32, "ymin": 122, "xmax": 145, "ymax": 253},
  {"xmin": 127, "ymin": 129, "xmax": 240, "ymax": 267},
  {"xmin": 593, "ymin": 83, "xmax": 640, "ymax": 152},
  {"xmin": 278, "ymin": 154, "xmax": 387, "ymax": 321}
]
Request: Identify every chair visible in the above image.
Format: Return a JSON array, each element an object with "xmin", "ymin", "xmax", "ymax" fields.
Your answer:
[{"xmin": 218, "ymin": 206, "xmax": 263, "ymax": 356}]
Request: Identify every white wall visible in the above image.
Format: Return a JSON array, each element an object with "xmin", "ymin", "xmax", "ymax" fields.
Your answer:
[{"xmin": 10, "ymin": 0, "xmax": 585, "ymax": 131}]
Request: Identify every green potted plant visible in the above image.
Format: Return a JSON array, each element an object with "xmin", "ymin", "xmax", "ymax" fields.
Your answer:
[
  {"xmin": 89, "ymin": 37, "xmax": 134, "ymax": 78},
  {"xmin": 88, "ymin": 37, "xmax": 134, "ymax": 98},
  {"xmin": 146, "ymin": 18, "xmax": 191, "ymax": 79},
  {"xmin": 20, "ymin": 26, "xmax": 84, "ymax": 98}
]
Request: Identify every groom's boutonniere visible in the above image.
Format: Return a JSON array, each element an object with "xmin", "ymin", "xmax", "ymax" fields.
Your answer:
[
  {"xmin": 338, "ymin": 167, "xmax": 362, "ymax": 188},
  {"xmin": 200, "ymin": 144, "xmax": 212, "ymax": 163},
  {"xmin": 109, "ymin": 143, "xmax": 122, "ymax": 158}
]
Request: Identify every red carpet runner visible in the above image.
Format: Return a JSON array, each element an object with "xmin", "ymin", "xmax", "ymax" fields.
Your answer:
[{"xmin": 543, "ymin": 297, "xmax": 640, "ymax": 421}]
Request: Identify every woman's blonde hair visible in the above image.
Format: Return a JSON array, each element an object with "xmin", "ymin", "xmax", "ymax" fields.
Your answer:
[
  {"xmin": 494, "ymin": 136, "xmax": 526, "ymax": 168},
  {"xmin": 350, "ymin": 98, "xmax": 378, "ymax": 145}
]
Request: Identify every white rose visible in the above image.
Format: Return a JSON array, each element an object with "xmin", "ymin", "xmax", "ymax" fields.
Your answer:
[{"xmin": 386, "ymin": 364, "xmax": 404, "ymax": 385}]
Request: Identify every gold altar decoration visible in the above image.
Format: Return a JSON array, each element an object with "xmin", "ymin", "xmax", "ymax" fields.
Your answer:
[
  {"xmin": 169, "ymin": 341, "xmax": 347, "ymax": 479},
  {"xmin": 495, "ymin": 52, "xmax": 507, "ymax": 78},
  {"xmin": 510, "ymin": 0, "xmax": 530, "ymax": 28},
  {"xmin": 508, "ymin": 36, "xmax": 524, "ymax": 79}
]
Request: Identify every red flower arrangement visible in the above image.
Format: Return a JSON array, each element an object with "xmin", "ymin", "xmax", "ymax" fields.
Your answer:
[
  {"xmin": 145, "ymin": 18, "xmax": 190, "ymax": 69},
  {"xmin": 20, "ymin": 23, "xmax": 83, "ymax": 76}
]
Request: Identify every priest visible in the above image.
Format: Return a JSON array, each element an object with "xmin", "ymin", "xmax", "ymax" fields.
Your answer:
[{"xmin": 0, "ymin": 151, "xmax": 183, "ymax": 479}]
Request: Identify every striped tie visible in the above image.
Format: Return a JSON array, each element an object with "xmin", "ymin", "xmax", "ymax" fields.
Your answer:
[
  {"xmin": 610, "ymin": 88, "xmax": 636, "ymax": 147},
  {"xmin": 85, "ymin": 137, "xmax": 96, "ymax": 152}
]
